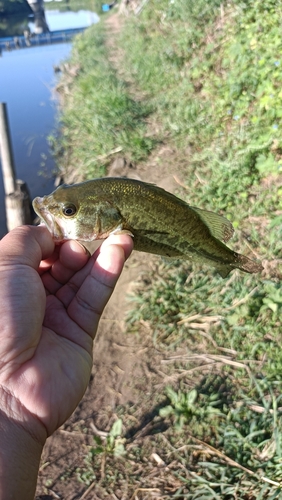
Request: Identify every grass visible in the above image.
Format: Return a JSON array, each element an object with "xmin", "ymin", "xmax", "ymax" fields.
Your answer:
[
  {"xmin": 119, "ymin": 0, "xmax": 282, "ymax": 219},
  {"xmin": 44, "ymin": 0, "xmax": 104, "ymax": 14},
  {"xmin": 53, "ymin": 22, "xmax": 156, "ymax": 180},
  {"xmin": 53, "ymin": 0, "xmax": 282, "ymax": 497},
  {"xmin": 119, "ymin": 0, "xmax": 282, "ymax": 496},
  {"xmin": 73, "ymin": 370, "xmax": 282, "ymax": 498}
]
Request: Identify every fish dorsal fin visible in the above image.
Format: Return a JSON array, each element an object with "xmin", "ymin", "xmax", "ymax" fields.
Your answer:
[{"xmin": 191, "ymin": 207, "xmax": 234, "ymax": 243}]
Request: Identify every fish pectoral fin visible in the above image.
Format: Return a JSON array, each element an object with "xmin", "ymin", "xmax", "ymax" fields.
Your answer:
[
  {"xmin": 191, "ymin": 207, "xmax": 234, "ymax": 243},
  {"xmin": 109, "ymin": 225, "xmax": 134, "ymax": 238},
  {"xmin": 112, "ymin": 227, "xmax": 169, "ymax": 239}
]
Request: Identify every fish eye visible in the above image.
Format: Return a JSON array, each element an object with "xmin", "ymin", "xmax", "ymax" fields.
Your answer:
[{"xmin": 62, "ymin": 204, "xmax": 77, "ymax": 217}]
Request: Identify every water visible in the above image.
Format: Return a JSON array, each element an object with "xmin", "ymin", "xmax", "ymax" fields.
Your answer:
[
  {"xmin": 0, "ymin": 6, "xmax": 99, "ymax": 238},
  {"xmin": 0, "ymin": 43, "xmax": 72, "ymax": 237},
  {"xmin": 45, "ymin": 9, "xmax": 99, "ymax": 30}
]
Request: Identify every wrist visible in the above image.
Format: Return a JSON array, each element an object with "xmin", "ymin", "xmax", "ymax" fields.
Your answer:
[{"xmin": 0, "ymin": 391, "xmax": 46, "ymax": 500}]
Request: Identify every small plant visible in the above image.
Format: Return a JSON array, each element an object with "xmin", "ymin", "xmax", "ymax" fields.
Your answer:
[
  {"xmin": 259, "ymin": 282, "xmax": 282, "ymax": 315},
  {"xmin": 76, "ymin": 419, "xmax": 126, "ymax": 486},
  {"xmin": 158, "ymin": 377, "xmax": 282, "ymax": 496},
  {"xmin": 160, "ymin": 387, "xmax": 225, "ymax": 430},
  {"xmin": 90, "ymin": 419, "xmax": 126, "ymax": 458}
]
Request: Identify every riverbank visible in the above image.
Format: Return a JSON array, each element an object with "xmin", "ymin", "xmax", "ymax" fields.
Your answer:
[{"xmin": 36, "ymin": 2, "xmax": 282, "ymax": 498}]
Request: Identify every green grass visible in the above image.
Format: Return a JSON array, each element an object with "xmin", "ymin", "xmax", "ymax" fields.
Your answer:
[
  {"xmin": 54, "ymin": 0, "xmax": 282, "ymax": 497},
  {"xmin": 119, "ymin": 0, "xmax": 282, "ymax": 217},
  {"xmin": 55, "ymin": 23, "xmax": 156, "ymax": 179},
  {"xmin": 118, "ymin": 0, "xmax": 282, "ymax": 496},
  {"xmin": 44, "ymin": 0, "xmax": 104, "ymax": 14}
]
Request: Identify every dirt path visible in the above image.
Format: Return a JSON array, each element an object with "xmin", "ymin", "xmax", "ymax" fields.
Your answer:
[{"xmin": 35, "ymin": 12, "xmax": 184, "ymax": 500}]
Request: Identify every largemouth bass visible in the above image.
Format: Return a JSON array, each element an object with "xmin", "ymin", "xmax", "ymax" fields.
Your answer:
[{"xmin": 32, "ymin": 177, "xmax": 263, "ymax": 278}]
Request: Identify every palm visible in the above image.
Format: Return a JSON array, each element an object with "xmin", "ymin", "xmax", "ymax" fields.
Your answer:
[{"xmin": 0, "ymin": 227, "xmax": 132, "ymax": 437}]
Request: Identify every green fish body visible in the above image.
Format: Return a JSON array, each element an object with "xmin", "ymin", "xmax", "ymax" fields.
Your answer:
[{"xmin": 32, "ymin": 177, "xmax": 263, "ymax": 278}]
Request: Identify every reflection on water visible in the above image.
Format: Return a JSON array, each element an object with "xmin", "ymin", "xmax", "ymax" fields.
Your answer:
[
  {"xmin": 45, "ymin": 10, "xmax": 99, "ymax": 30},
  {"xmin": 0, "ymin": 4, "xmax": 99, "ymax": 38},
  {"xmin": 0, "ymin": 5, "xmax": 99, "ymax": 238},
  {"xmin": 0, "ymin": 5, "xmax": 32, "ymax": 38},
  {"xmin": 0, "ymin": 43, "xmax": 72, "ymax": 237}
]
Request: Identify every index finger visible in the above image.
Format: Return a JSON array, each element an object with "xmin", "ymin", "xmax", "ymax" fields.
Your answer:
[{"xmin": 0, "ymin": 226, "xmax": 55, "ymax": 269}]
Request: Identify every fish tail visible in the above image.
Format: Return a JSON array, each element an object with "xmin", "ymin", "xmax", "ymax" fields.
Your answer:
[
  {"xmin": 217, "ymin": 254, "xmax": 263, "ymax": 278},
  {"xmin": 215, "ymin": 253, "xmax": 263, "ymax": 278},
  {"xmin": 235, "ymin": 253, "xmax": 264, "ymax": 275}
]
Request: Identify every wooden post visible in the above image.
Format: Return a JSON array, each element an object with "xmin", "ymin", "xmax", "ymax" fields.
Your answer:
[
  {"xmin": 0, "ymin": 102, "xmax": 16, "ymax": 195},
  {"xmin": 0, "ymin": 102, "xmax": 32, "ymax": 232}
]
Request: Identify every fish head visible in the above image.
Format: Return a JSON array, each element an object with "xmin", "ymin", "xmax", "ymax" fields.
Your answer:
[{"xmin": 32, "ymin": 184, "xmax": 102, "ymax": 242}]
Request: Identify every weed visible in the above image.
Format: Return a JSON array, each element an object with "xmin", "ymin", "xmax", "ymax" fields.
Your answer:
[
  {"xmin": 120, "ymin": 1, "xmax": 282, "ymax": 495},
  {"xmin": 120, "ymin": 0, "xmax": 282, "ymax": 220},
  {"xmin": 55, "ymin": 23, "xmax": 156, "ymax": 178},
  {"xmin": 160, "ymin": 387, "xmax": 225, "ymax": 431},
  {"xmin": 76, "ymin": 419, "xmax": 125, "ymax": 487},
  {"xmin": 90, "ymin": 419, "xmax": 126, "ymax": 458},
  {"xmin": 44, "ymin": 0, "xmax": 102, "ymax": 13}
]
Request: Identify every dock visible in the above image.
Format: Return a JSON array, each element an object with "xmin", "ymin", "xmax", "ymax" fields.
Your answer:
[{"xmin": 0, "ymin": 28, "xmax": 86, "ymax": 51}]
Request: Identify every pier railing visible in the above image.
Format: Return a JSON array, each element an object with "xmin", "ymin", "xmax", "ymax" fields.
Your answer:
[{"xmin": 0, "ymin": 27, "xmax": 86, "ymax": 51}]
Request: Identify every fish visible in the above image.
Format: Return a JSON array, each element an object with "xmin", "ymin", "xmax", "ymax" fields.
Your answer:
[{"xmin": 32, "ymin": 177, "xmax": 263, "ymax": 278}]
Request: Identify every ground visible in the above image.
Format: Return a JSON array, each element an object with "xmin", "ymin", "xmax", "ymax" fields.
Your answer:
[{"xmin": 35, "ymin": 156, "xmax": 183, "ymax": 500}]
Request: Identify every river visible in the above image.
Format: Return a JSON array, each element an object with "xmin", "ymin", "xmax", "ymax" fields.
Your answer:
[{"xmin": 0, "ymin": 5, "xmax": 99, "ymax": 238}]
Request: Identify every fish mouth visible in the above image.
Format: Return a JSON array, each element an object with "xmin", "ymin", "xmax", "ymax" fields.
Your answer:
[{"xmin": 32, "ymin": 197, "xmax": 65, "ymax": 242}]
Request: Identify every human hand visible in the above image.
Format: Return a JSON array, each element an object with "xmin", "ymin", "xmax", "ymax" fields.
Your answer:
[{"xmin": 0, "ymin": 225, "xmax": 133, "ymax": 499}]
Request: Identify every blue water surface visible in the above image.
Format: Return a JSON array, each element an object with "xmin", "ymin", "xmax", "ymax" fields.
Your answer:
[{"xmin": 0, "ymin": 43, "xmax": 72, "ymax": 237}]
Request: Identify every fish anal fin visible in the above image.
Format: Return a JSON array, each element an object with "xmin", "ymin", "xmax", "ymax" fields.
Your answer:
[
  {"xmin": 217, "ymin": 265, "xmax": 232, "ymax": 278},
  {"xmin": 191, "ymin": 207, "xmax": 234, "ymax": 243}
]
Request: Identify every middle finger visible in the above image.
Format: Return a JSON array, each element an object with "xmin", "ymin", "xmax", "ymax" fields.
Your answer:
[{"xmin": 41, "ymin": 240, "xmax": 91, "ymax": 294}]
